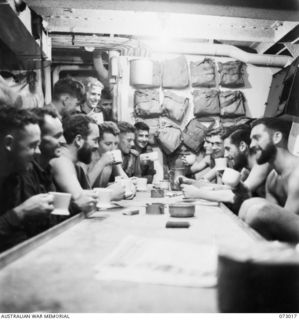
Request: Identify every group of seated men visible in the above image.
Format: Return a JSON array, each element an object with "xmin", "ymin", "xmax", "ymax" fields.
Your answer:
[
  {"xmin": 0, "ymin": 77, "xmax": 157, "ymax": 253},
  {"xmin": 1, "ymin": 74, "xmax": 299, "ymax": 253},
  {"xmin": 179, "ymin": 118, "xmax": 299, "ymax": 244}
]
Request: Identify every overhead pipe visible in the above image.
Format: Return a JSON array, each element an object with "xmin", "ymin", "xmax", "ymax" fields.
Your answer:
[
  {"xmin": 198, "ymin": 43, "xmax": 293, "ymax": 67},
  {"xmin": 92, "ymin": 50, "xmax": 109, "ymax": 88},
  {"xmin": 147, "ymin": 41, "xmax": 293, "ymax": 67}
]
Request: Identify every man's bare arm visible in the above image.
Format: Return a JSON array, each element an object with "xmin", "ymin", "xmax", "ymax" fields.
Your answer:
[
  {"xmin": 243, "ymin": 163, "xmax": 271, "ymax": 192},
  {"xmin": 190, "ymin": 156, "xmax": 210, "ymax": 174},
  {"xmin": 265, "ymin": 170, "xmax": 280, "ymax": 205},
  {"xmin": 284, "ymin": 169, "xmax": 299, "ymax": 215},
  {"xmin": 181, "ymin": 184, "xmax": 235, "ymax": 203},
  {"xmin": 50, "ymin": 157, "xmax": 83, "ymax": 198}
]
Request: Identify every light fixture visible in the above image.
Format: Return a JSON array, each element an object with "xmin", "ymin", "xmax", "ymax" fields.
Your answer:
[{"xmin": 84, "ymin": 46, "xmax": 95, "ymax": 52}]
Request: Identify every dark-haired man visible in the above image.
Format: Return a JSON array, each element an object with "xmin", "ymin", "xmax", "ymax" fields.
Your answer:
[
  {"xmin": 2, "ymin": 107, "xmax": 66, "ymax": 236},
  {"xmin": 118, "ymin": 121, "xmax": 141, "ymax": 178},
  {"xmin": 50, "ymin": 114, "xmax": 99, "ymax": 213},
  {"xmin": 88, "ymin": 122, "xmax": 126, "ymax": 201},
  {"xmin": 240, "ymin": 118, "xmax": 299, "ymax": 242},
  {"xmin": 134, "ymin": 122, "xmax": 156, "ymax": 183},
  {"xmin": 50, "ymin": 78, "xmax": 85, "ymax": 118},
  {"xmin": 0, "ymin": 107, "xmax": 54, "ymax": 252},
  {"xmin": 182, "ymin": 126, "xmax": 270, "ymax": 213}
]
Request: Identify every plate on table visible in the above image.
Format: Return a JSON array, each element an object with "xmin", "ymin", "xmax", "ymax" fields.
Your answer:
[
  {"xmin": 51, "ymin": 208, "xmax": 70, "ymax": 215},
  {"xmin": 183, "ymin": 198, "xmax": 219, "ymax": 206},
  {"xmin": 166, "ymin": 191, "xmax": 183, "ymax": 197},
  {"xmin": 182, "ymin": 198, "xmax": 196, "ymax": 203}
]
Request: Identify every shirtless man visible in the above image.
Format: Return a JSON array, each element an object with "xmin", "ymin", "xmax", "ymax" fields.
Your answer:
[
  {"xmin": 239, "ymin": 118, "xmax": 299, "ymax": 242},
  {"xmin": 50, "ymin": 114, "xmax": 99, "ymax": 213},
  {"xmin": 182, "ymin": 126, "xmax": 270, "ymax": 213}
]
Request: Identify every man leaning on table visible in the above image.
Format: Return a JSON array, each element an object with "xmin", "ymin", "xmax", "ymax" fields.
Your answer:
[
  {"xmin": 182, "ymin": 125, "xmax": 270, "ymax": 214},
  {"xmin": 0, "ymin": 106, "xmax": 66, "ymax": 237},
  {"xmin": 87, "ymin": 121, "xmax": 127, "ymax": 193},
  {"xmin": 50, "ymin": 114, "xmax": 100, "ymax": 213},
  {"xmin": 0, "ymin": 106, "xmax": 54, "ymax": 252},
  {"xmin": 51, "ymin": 114, "xmax": 125, "ymax": 213},
  {"xmin": 239, "ymin": 118, "xmax": 299, "ymax": 243}
]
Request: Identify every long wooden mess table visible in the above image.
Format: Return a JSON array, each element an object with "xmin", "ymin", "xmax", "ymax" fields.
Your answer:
[{"xmin": 0, "ymin": 189, "xmax": 264, "ymax": 313}]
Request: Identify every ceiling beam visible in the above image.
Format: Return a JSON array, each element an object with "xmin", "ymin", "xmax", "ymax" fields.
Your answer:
[
  {"xmin": 39, "ymin": 10, "xmax": 277, "ymax": 43},
  {"xmin": 26, "ymin": 0, "xmax": 299, "ymax": 22},
  {"xmin": 254, "ymin": 22, "xmax": 298, "ymax": 54}
]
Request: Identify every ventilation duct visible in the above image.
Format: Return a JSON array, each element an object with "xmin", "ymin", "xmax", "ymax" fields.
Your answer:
[{"xmin": 146, "ymin": 41, "xmax": 293, "ymax": 67}]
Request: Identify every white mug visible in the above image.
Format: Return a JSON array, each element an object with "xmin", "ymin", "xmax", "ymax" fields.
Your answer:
[
  {"xmin": 215, "ymin": 157, "xmax": 228, "ymax": 171},
  {"xmin": 118, "ymin": 179, "xmax": 135, "ymax": 198},
  {"xmin": 49, "ymin": 192, "xmax": 72, "ymax": 215},
  {"xmin": 136, "ymin": 177, "xmax": 147, "ymax": 191},
  {"xmin": 222, "ymin": 168, "xmax": 241, "ymax": 188},
  {"xmin": 110, "ymin": 149, "xmax": 123, "ymax": 164}
]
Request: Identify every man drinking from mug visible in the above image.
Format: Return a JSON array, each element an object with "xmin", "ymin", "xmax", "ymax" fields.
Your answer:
[
  {"xmin": 133, "ymin": 122, "xmax": 156, "ymax": 183},
  {"xmin": 182, "ymin": 126, "xmax": 270, "ymax": 214}
]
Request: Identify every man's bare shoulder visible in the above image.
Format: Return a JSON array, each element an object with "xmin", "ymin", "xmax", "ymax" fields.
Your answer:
[
  {"xmin": 288, "ymin": 164, "xmax": 299, "ymax": 187},
  {"xmin": 50, "ymin": 156, "xmax": 75, "ymax": 171}
]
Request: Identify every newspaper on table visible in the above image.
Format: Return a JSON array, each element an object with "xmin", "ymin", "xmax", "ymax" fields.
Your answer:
[{"xmin": 95, "ymin": 235, "xmax": 217, "ymax": 288}]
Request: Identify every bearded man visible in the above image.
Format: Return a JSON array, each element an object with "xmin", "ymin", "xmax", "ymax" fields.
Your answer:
[
  {"xmin": 239, "ymin": 118, "xmax": 299, "ymax": 242},
  {"xmin": 182, "ymin": 126, "xmax": 270, "ymax": 214},
  {"xmin": 50, "ymin": 114, "xmax": 99, "ymax": 213}
]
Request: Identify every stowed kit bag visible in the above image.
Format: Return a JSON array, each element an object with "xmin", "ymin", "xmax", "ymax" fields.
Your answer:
[
  {"xmin": 182, "ymin": 118, "xmax": 209, "ymax": 153},
  {"xmin": 193, "ymin": 89, "xmax": 220, "ymax": 117},
  {"xmin": 219, "ymin": 90, "xmax": 246, "ymax": 117},
  {"xmin": 190, "ymin": 58, "xmax": 216, "ymax": 87},
  {"xmin": 162, "ymin": 56, "xmax": 189, "ymax": 89},
  {"xmin": 162, "ymin": 91, "xmax": 189, "ymax": 123},
  {"xmin": 218, "ymin": 60, "xmax": 245, "ymax": 88},
  {"xmin": 134, "ymin": 89, "xmax": 162, "ymax": 118},
  {"xmin": 156, "ymin": 123, "xmax": 182, "ymax": 155},
  {"xmin": 220, "ymin": 116, "xmax": 252, "ymax": 129}
]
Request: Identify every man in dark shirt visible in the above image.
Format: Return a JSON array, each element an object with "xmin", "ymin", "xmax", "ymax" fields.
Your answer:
[
  {"xmin": 118, "ymin": 121, "xmax": 141, "ymax": 178},
  {"xmin": 133, "ymin": 122, "xmax": 156, "ymax": 183},
  {"xmin": 2, "ymin": 107, "xmax": 66, "ymax": 236},
  {"xmin": 0, "ymin": 106, "xmax": 54, "ymax": 252}
]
